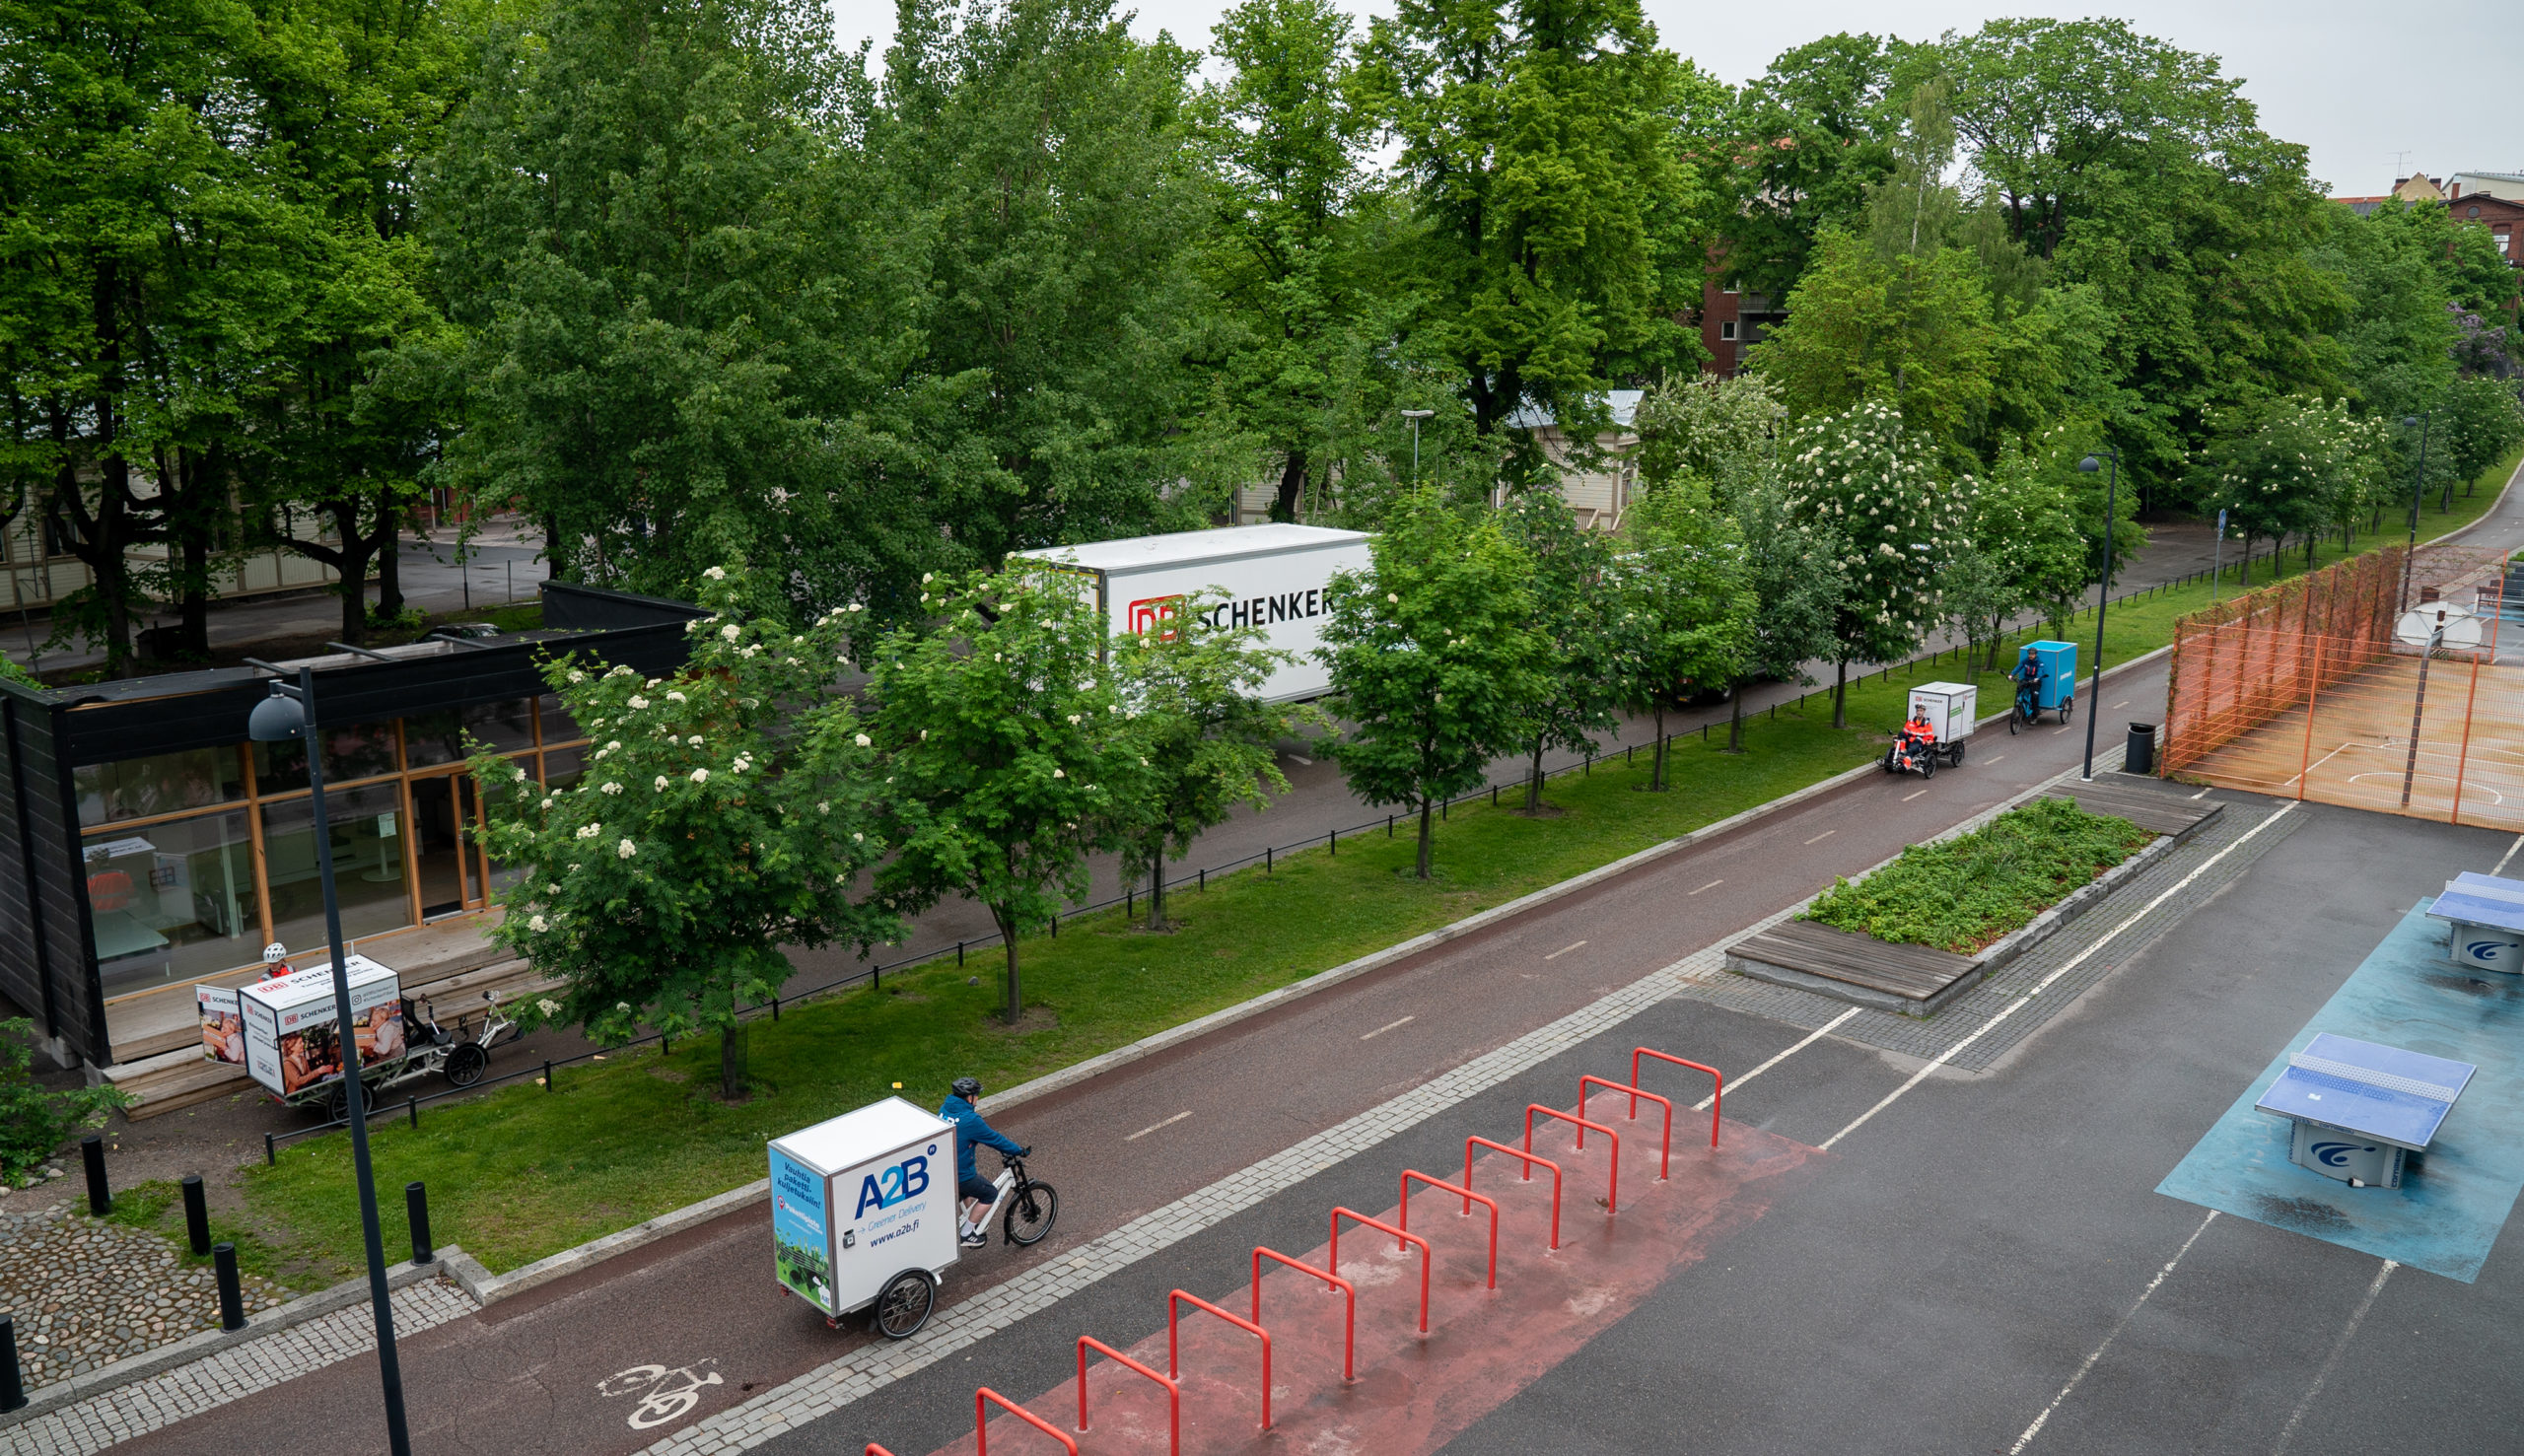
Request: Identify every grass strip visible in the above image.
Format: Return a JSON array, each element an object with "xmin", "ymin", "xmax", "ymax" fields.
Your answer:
[{"xmin": 1801, "ymin": 798, "xmax": 2154, "ymax": 953}]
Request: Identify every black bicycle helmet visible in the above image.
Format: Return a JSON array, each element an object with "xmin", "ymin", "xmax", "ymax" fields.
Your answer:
[{"xmin": 951, "ymin": 1076, "xmax": 982, "ymax": 1101}]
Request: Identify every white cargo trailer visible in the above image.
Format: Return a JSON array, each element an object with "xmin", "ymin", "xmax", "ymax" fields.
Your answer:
[
  {"xmin": 1012, "ymin": 523, "xmax": 1372, "ymax": 703},
  {"xmin": 229, "ymin": 955, "xmax": 404, "ymax": 1099},
  {"xmin": 769, "ymin": 1097, "xmax": 959, "ymax": 1336}
]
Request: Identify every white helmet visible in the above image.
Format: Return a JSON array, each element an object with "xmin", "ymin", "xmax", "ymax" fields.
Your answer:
[{"xmin": 262, "ymin": 942, "xmax": 288, "ymax": 965}]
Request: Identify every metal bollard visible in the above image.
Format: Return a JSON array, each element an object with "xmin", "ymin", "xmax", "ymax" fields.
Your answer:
[
  {"xmin": 543, "ymin": 1058, "xmax": 554, "ymax": 1089},
  {"xmin": 1265, "ymin": 846, "xmax": 1273, "ymax": 872},
  {"xmin": 181, "ymin": 1174, "xmax": 211, "ymax": 1255},
  {"xmin": 213, "ymin": 1243, "xmax": 245, "ymax": 1331},
  {"xmin": 0, "ymin": 1314, "xmax": 23, "ymax": 1413},
  {"xmin": 406, "ymin": 1182, "xmax": 436, "ymax": 1265},
  {"xmin": 81, "ymin": 1134, "xmax": 108, "ymax": 1216}
]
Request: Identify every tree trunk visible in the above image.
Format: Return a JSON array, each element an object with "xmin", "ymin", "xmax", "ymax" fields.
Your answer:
[
  {"xmin": 1832, "ymin": 659, "xmax": 1850, "ymax": 729},
  {"xmin": 376, "ymin": 504, "xmax": 404, "ymax": 620},
  {"xmin": 540, "ymin": 511, "xmax": 567, "ymax": 582},
  {"xmin": 1146, "ymin": 856, "xmax": 1166, "ymax": 932},
  {"xmin": 1723, "ymin": 690, "xmax": 1745, "ymax": 756},
  {"xmin": 993, "ymin": 904, "xmax": 1022, "ymax": 1024},
  {"xmin": 1524, "ymin": 737, "xmax": 1545, "ymax": 811},
  {"xmin": 719, "ymin": 1021, "xmax": 747, "ymax": 1100},
  {"xmin": 1415, "ymin": 797, "xmax": 1434, "ymax": 879},
  {"xmin": 1271, "ymin": 451, "xmax": 1307, "ymax": 523}
]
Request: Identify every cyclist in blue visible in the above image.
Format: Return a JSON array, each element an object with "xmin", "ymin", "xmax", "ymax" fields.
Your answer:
[
  {"xmin": 941, "ymin": 1076, "xmax": 1026, "ymax": 1248},
  {"xmin": 2013, "ymin": 653, "xmax": 2045, "ymax": 721}
]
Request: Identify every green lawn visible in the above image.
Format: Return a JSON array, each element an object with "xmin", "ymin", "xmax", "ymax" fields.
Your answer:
[{"xmin": 233, "ymin": 451, "xmax": 2523, "ymax": 1284}]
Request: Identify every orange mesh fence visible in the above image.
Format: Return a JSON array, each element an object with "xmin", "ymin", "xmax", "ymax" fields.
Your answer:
[{"xmin": 2161, "ymin": 548, "xmax": 2408, "ymax": 773}]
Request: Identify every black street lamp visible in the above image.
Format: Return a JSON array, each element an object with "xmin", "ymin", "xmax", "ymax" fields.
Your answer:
[
  {"xmin": 246, "ymin": 665, "xmax": 412, "ymax": 1456},
  {"xmin": 2076, "ymin": 449, "xmax": 2121, "ymax": 782},
  {"xmin": 2401, "ymin": 413, "xmax": 2432, "ymax": 612}
]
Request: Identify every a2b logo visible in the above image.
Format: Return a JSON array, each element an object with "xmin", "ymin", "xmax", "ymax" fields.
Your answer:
[
  {"xmin": 1127, "ymin": 595, "xmax": 1185, "ymax": 643},
  {"xmin": 855, "ymin": 1154, "xmax": 931, "ymax": 1216}
]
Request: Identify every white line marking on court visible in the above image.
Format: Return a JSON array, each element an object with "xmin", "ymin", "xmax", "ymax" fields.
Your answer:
[
  {"xmin": 2270, "ymin": 1259, "xmax": 2396, "ymax": 1456},
  {"xmin": 2493, "ymin": 835, "xmax": 2524, "ymax": 878},
  {"xmin": 1124, "ymin": 1110, "xmax": 1193, "ymax": 1142},
  {"xmin": 1902, "ymin": 790, "xmax": 1928, "ymax": 801},
  {"xmin": 1820, "ymin": 800, "xmax": 2300, "ymax": 1151},
  {"xmin": 2007, "ymin": 1210, "xmax": 2221, "ymax": 1453},
  {"xmin": 1804, "ymin": 829, "xmax": 1836, "ymax": 844},
  {"xmin": 1359, "ymin": 1015, "xmax": 1415, "ymax": 1041},
  {"xmin": 2191, "ymin": 786, "xmax": 2213, "ymax": 798},
  {"xmin": 1543, "ymin": 940, "xmax": 1587, "ymax": 961},
  {"xmin": 1689, "ymin": 1008, "xmax": 1861, "ymax": 1112}
]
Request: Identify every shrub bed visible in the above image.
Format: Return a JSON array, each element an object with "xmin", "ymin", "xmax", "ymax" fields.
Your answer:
[{"xmin": 1801, "ymin": 797, "xmax": 2154, "ymax": 954}]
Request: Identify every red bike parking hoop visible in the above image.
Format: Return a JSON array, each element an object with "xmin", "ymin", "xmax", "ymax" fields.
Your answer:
[
  {"xmin": 1166, "ymin": 1288, "xmax": 1274, "ymax": 1430},
  {"xmin": 1328, "ymin": 1207, "xmax": 1433, "ymax": 1334},
  {"xmin": 1251, "ymin": 1246, "xmax": 1357, "ymax": 1381},
  {"xmin": 1580, "ymin": 1075, "xmax": 1675, "ymax": 1180},
  {"xmin": 1464, "ymin": 1136, "xmax": 1563, "ymax": 1250},
  {"xmin": 1076, "ymin": 1335, "xmax": 1179, "ymax": 1452},
  {"xmin": 1399, "ymin": 1170, "xmax": 1500, "ymax": 1288},
  {"xmin": 1525, "ymin": 1104, "xmax": 1621, "ymax": 1214},
  {"xmin": 1633, "ymin": 1047, "xmax": 1722, "ymax": 1149},
  {"xmin": 975, "ymin": 1388, "xmax": 1078, "ymax": 1455}
]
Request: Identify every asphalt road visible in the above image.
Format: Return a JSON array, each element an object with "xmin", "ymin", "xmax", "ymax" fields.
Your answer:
[{"xmin": 112, "ymin": 631, "xmax": 2173, "ymax": 1456}]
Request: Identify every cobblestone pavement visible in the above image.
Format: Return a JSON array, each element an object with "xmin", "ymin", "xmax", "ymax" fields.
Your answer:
[
  {"xmin": 0, "ymin": 1203, "xmax": 287, "ymax": 1389},
  {"xmin": 3, "ymin": 1278, "xmax": 475, "ymax": 1456},
  {"xmin": 1674, "ymin": 789, "xmax": 2303, "ymax": 1073}
]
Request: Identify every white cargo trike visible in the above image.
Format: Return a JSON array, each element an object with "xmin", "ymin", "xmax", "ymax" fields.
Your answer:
[{"xmin": 768, "ymin": 1097, "xmax": 1058, "ymax": 1339}]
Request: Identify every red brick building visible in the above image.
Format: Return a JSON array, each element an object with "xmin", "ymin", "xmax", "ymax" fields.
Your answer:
[{"xmin": 1697, "ymin": 278, "xmax": 1787, "ymax": 378}]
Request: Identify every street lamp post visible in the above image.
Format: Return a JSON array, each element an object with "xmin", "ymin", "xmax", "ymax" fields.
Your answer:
[
  {"xmin": 2076, "ymin": 449, "xmax": 2121, "ymax": 782},
  {"xmin": 2400, "ymin": 413, "xmax": 2432, "ymax": 612},
  {"xmin": 1400, "ymin": 409, "xmax": 1434, "ymax": 485},
  {"xmin": 247, "ymin": 666, "xmax": 412, "ymax": 1456}
]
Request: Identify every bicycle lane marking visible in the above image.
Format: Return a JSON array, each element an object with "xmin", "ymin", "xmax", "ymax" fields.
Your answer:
[{"xmin": 601, "ymin": 1361, "xmax": 728, "ymax": 1431}]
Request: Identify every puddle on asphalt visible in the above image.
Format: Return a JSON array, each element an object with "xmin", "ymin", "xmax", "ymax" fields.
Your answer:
[{"xmin": 2251, "ymin": 1192, "xmax": 2355, "ymax": 1233}]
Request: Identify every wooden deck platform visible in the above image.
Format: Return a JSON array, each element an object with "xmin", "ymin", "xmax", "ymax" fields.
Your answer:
[
  {"xmin": 2039, "ymin": 777, "xmax": 2221, "ymax": 838},
  {"xmin": 1724, "ymin": 920, "xmax": 1986, "ymax": 1016}
]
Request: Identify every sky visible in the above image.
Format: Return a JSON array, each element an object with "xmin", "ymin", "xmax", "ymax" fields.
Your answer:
[{"xmin": 826, "ymin": 0, "xmax": 2524, "ymax": 197}]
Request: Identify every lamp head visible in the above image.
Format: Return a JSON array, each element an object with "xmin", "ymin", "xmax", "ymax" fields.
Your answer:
[
  {"xmin": 2078, "ymin": 454, "xmax": 2101, "ymax": 474},
  {"xmin": 247, "ymin": 684, "xmax": 307, "ymax": 742},
  {"xmin": 1400, "ymin": 409, "xmax": 1435, "ymax": 421},
  {"xmin": 2403, "ymin": 416, "xmax": 2420, "ymax": 429}
]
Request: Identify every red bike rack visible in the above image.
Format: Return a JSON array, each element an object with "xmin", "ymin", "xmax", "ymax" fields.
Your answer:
[
  {"xmin": 976, "ymin": 1388, "xmax": 1079, "ymax": 1455},
  {"xmin": 1251, "ymin": 1246, "xmax": 1357, "ymax": 1381},
  {"xmin": 1076, "ymin": 1335, "xmax": 1179, "ymax": 1452},
  {"xmin": 1399, "ymin": 1170, "xmax": 1500, "ymax": 1288},
  {"xmin": 866, "ymin": 1446, "xmax": 898, "ymax": 1456},
  {"xmin": 1465, "ymin": 1136, "xmax": 1564, "ymax": 1250},
  {"xmin": 1167, "ymin": 1288, "xmax": 1274, "ymax": 1430},
  {"xmin": 1525, "ymin": 1104, "xmax": 1620, "ymax": 1213},
  {"xmin": 1328, "ymin": 1206, "xmax": 1433, "ymax": 1334},
  {"xmin": 1633, "ymin": 1047, "xmax": 1722, "ymax": 1149},
  {"xmin": 1580, "ymin": 1075, "xmax": 1675, "ymax": 1180}
]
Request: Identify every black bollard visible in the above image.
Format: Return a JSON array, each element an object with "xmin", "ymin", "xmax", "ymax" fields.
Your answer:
[
  {"xmin": 406, "ymin": 1182, "xmax": 435, "ymax": 1265},
  {"xmin": 0, "ymin": 1314, "xmax": 24, "ymax": 1413},
  {"xmin": 213, "ymin": 1243, "xmax": 245, "ymax": 1331},
  {"xmin": 181, "ymin": 1174, "xmax": 211, "ymax": 1255},
  {"xmin": 81, "ymin": 1134, "xmax": 108, "ymax": 1216}
]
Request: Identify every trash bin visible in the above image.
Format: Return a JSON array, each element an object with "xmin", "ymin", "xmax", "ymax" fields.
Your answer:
[{"xmin": 2126, "ymin": 722, "xmax": 2157, "ymax": 775}]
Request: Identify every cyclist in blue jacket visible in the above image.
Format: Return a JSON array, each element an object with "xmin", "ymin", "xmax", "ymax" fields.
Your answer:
[{"xmin": 941, "ymin": 1076, "xmax": 1025, "ymax": 1247}]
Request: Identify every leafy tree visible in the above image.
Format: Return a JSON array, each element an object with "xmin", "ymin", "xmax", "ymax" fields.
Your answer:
[
  {"xmin": 1614, "ymin": 479, "xmax": 1754, "ymax": 785},
  {"xmin": 1501, "ymin": 492, "xmax": 1621, "ymax": 812},
  {"xmin": 1111, "ymin": 594, "xmax": 1294, "ymax": 930},
  {"xmin": 1722, "ymin": 476, "xmax": 1845, "ymax": 748},
  {"xmin": 1362, "ymin": 0, "xmax": 1720, "ymax": 446},
  {"xmin": 1779, "ymin": 401, "xmax": 1962, "ymax": 727},
  {"xmin": 469, "ymin": 565, "xmax": 896, "ymax": 1099},
  {"xmin": 866, "ymin": 568, "xmax": 1144, "ymax": 1023},
  {"xmin": 1631, "ymin": 371, "xmax": 1786, "ymax": 503},
  {"xmin": 1949, "ymin": 436, "xmax": 2085, "ymax": 659},
  {"xmin": 2442, "ymin": 377, "xmax": 2524, "ymax": 501},
  {"xmin": 0, "ymin": 1018, "xmax": 129, "ymax": 1183},
  {"xmin": 1718, "ymin": 33, "xmax": 1911, "ymax": 302},
  {"xmin": 2186, "ymin": 397, "xmax": 2375, "ymax": 581},
  {"xmin": 1319, "ymin": 490, "xmax": 1548, "ymax": 877}
]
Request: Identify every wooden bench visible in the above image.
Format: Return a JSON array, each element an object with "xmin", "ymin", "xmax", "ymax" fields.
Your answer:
[
  {"xmin": 2040, "ymin": 778, "xmax": 2219, "ymax": 839},
  {"xmin": 1724, "ymin": 920, "xmax": 1986, "ymax": 1016}
]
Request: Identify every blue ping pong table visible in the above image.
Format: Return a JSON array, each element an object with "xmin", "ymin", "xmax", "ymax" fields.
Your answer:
[
  {"xmin": 2424, "ymin": 871, "xmax": 2524, "ymax": 973},
  {"xmin": 2256, "ymin": 1032, "xmax": 2476, "ymax": 1190}
]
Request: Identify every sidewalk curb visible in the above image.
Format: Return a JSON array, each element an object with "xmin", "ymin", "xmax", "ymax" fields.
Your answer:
[{"xmin": 0, "ymin": 1252, "xmax": 450, "ymax": 1428}]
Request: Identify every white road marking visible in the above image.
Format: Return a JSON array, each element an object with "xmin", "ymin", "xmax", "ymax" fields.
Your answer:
[
  {"xmin": 2270, "ymin": 1259, "xmax": 2397, "ymax": 1456},
  {"xmin": 1820, "ymin": 800, "xmax": 2300, "ymax": 1151},
  {"xmin": 2112, "ymin": 701, "xmax": 2129, "ymax": 710},
  {"xmin": 2006, "ymin": 1211, "xmax": 2220, "ymax": 1453},
  {"xmin": 1288, "ymin": 754, "xmax": 1312, "ymax": 766},
  {"xmin": 1689, "ymin": 1008, "xmax": 1860, "ymax": 1112},
  {"xmin": 1986, "ymin": 755, "xmax": 2007, "ymax": 764},
  {"xmin": 1803, "ymin": 829, "xmax": 1836, "ymax": 844},
  {"xmin": 1689, "ymin": 879, "xmax": 1723, "ymax": 895},
  {"xmin": 1902, "ymin": 790, "xmax": 1928, "ymax": 801},
  {"xmin": 1359, "ymin": 1015, "xmax": 1415, "ymax": 1041},
  {"xmin": 2493, "ymin": 834, "xmax": 2524, "ymax": 878},
  {"xmin": 1543, "ymin": 940, "xmax": 1587, "ymax": 961},
  {"xmin": 1124, "ymin": 1110, "xmax": 1194, "ymax": 1141},
  {"xmin": 2191, "ymin": 785, "xmax": 2213, "ymax": 798}
]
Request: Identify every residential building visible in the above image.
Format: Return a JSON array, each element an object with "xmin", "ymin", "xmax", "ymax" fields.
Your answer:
[
  {"xmin": 2450, "ymin": 171, "xmax": 2524, "ymax": 203},
  {"xmin": 1699, "ymin": 277, "xmax": 1786, "ymax": 379}
]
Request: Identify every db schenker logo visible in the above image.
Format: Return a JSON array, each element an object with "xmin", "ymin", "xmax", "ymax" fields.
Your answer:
[
  {"xmin": 1127, "ymin": 595, "xmax": 1185, "ymax": 642},
  {"xmin": 2309, "ymin": 1141, "xmax": 2378, "ymax": 1168}
]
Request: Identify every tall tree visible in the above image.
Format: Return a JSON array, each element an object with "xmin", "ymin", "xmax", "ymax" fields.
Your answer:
[
  {"xmin": 1631, "ymin": 371, "xmax": 1786, "ymax": 503},
  {"xmin": 1718, "ymin": 33, "xmax": 1910, "ymax": 303},
  {"xmin": 1721, "ymin": 475, "xmax": 1845, "ymax": 749},
  {"xmin": 1614, "ymin": 478, "xmax": 1754, "ymax": 786},
  {"xmin": 1363, "ymin": 0, "xmax": 1720, "ymax": 448},
  {"xmin": 1500, "ymin": 492, "xmax": 1620, "ymax": 812}
]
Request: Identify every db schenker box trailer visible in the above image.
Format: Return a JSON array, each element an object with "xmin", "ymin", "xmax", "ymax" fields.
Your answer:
[{"xmin": 1012, "ymin": 523, "xmax": 1371, "ymax": 704}]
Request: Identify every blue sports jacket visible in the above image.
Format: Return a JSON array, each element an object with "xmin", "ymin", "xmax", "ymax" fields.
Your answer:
[{"xmin": 939, "ymin": 1094, "xmax": 1023, "ymax": 1183}]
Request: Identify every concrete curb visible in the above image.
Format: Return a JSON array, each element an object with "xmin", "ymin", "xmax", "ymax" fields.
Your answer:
[
  {"xmin": 436, "ymin": 1180, "xmax": 769, "ymax": 1306},
  {"xmin": 0, "ymin": 1251, "xmax": 449, "ymax": 1427}
]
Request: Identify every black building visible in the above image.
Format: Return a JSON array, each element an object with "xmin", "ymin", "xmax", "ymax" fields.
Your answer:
[{"xmin": 0, "ymin": 582, "xmax": 705, "ymax": 1071}]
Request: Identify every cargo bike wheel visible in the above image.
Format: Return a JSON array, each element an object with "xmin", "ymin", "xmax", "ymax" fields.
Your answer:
[
  {"xmin": 872, "ymin": 1269, "xmax": 938, "ymax": 1339},
  {"xmin": 2060, "ymin": 695, "xmax": 2074, "ymax": 725},
  {"xmin": 1003, "ymin": 1181, "xmax": 1058, "ymax": 1247},
  {"xmin": 445, "ymin": 1041, "xmax": 489, "ymax": 1088}
]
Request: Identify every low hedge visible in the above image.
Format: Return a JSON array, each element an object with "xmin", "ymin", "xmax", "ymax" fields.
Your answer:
[{"xmin": 1801, "ymin": 797, "xmax": 2154, "ymax": 953}]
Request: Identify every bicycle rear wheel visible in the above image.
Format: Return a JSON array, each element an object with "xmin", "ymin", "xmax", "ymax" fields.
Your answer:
[{"xmin": 1003, "ymin": 1181, "xmax": 1058, "ymax": 1246}]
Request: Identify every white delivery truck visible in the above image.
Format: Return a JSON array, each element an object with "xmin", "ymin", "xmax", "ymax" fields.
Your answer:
[
  {"xmin": 769, "ymin": 1097, "xmax": 961, "ymax": 1337},
  {"xmin": 1012, "ymin": 523, "xmax": 1372, "ymax": 703}
]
